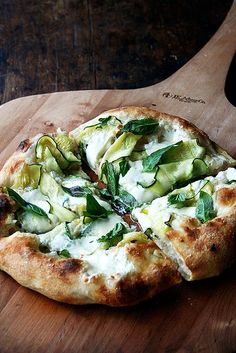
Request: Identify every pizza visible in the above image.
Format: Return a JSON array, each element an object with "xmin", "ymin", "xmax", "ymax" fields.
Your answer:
[{"xmin": 0, "ymin": 106, "xmax": 235, "ymax": 306}]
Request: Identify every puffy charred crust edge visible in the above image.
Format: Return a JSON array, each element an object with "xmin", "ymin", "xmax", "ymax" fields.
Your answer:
[
  {"xmin": 0, "ymin": 234, "xmax": 181, "ymax": 306},
  {"xmin": 0, "ymin": 234, "xmax": 83, "ymax": 280},
  {"xmin": 0, "ymin": 193, "xmax": 16, "ymax": 223},
  {"xmin": 216, "ymin": 187, "xmax": 236, "ymax": 207},
  {"xmin": 0, "ymin": 134, "xmax": 41, "ymax": 187},
  {"xmin": 167, "ymin": 207, "xmax": 236, "ymax": 280},
  {"xmin": 17, "ymin": 139, "xmax": 32, "ymax": 152},
  {"xmin": 84, "ymin": 106, "xmax": 235, "ymax": 159},
  {"xmin": 0, "ymin": 151, "xmax": 27, "ymax": 188}
]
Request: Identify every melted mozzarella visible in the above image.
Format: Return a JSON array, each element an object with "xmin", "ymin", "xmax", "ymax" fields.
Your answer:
[
  {"xmin": 86, "ymin": 128, "xmax": 117, "ymax": 170},
  {"xmin": 38, "ymin": 213, "xmax": 135, "ymax": 276},
  {"xmin": 133, "ymin": 167, "xmax": 236, "ymax": 234},
  {"xmin": 119, "ymin": 161, "xmax": 155, "ymax": 203},
  {"xmin": 20, "ymin": 189, "xmax": 51, "ymax": 212}
]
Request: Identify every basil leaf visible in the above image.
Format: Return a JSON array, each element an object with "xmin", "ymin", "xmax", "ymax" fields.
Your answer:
[
  {"xmin": 65, "ymin": 222, "xmax": 73, "ymax": 239},
  {"xmin": 168, "ymin": 192, "xmax": 189, "ymax": 207},
  {"xmin": 7, "ymin": 188, "xmax": 48, "ymax": 218},
  {"xmin": 142, "ymin": 142, "xmax": 181, "ymax": 172},
  {"xmin": 144, "ymin": 228, "xmax": 153, "ymax": 237},
  {"xmin": 83, "ymin": 194, "xmax": 112, "ymax": 220},
  {"xmin": 119, "ymin": 158, "xmax": 130, "ymax": 177},
  {"xmin": 164, "ymin": 214, "xmax": 175, "ymax": 228},
  {"xmin": 80, "ymin": 222, "xmax": 94, "ymax": 238},
  {"xmin": 195, "ymin": 191, "xmax": 216, "ymax": 223},
  {"xmin": 168, "ymin": 181, "xmax": 211, "ymax": 209},
  {"xmin": 57, "ymin": 249, "xmax": 71, "ymax": 258},
  {"xmin": 96, "ymin": 116, "xmax": 114, "ymax": 129},
  {"xmin": 97, "ymin": 222, "xmax": 127, "ymax": 249},
  {"xmin": 227, "ymin": 180, "xmax": 236, "ymax": 184},
  {"xmin": 102, "ymin": 161, "xmax": 118, "ymax": 197},
  {"xmin": 121, "ymin": 118, "xmax": 159, "ymax": 135},
  {"xmin": 62, "ymin": 185, "xmax": 92, "ymax": 197},
  {"xmin": 116, "ymin": 189, "xmax": 138, "ymax": 212},
  {"xmin": 97, "ymin": 187, "xmax": 111, "ymax": 199},
  {"xmin": 86, "ymin": 116, "xmax": 122, "ymax": 130}
]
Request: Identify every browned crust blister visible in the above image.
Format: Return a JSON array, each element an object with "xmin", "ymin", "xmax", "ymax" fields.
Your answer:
[
  {"xmin": 0, "ymin": 106, "xmax": 235, "ymax": 306},
  {"xmin": 166, "ymin": 207, "xmax": 236, "ymax": 280},
  {"xmin": 0, "ymin": 235, "xmax": 181, "ymax": 306}
]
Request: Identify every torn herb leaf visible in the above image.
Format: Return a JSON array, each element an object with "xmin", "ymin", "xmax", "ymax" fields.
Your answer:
[
  {"xmin": 97, "ymin": 222, "xmax": 127, "ymax": 249},
  {"xmin": 57, "ymin": 249, "xmax": 71, "ymax": 258},
  {"xmin": 195, "ymin": 191, "xmax": 216, "ymax": 223},
  {"xmin": 142, "ymin": 142, "xmax": 181, "ymax": 172},
  {"xmin": 7, "ymin": 188, "xmax": 48, "ymax": 218},
  {"xmin": 121, "ymin": 118, "xmax": 159, "ymax": 135},
  {"xmin": 115, "ymin": 189, "xmax": 138, "ymax": 212},
  {"xmin": 102, "ymin": 160, "xmax": 118, "ymax": 197},
  {"xmin": 119, "ymin": 158, "xmax": 130, "ymax": 177},
  {"xmin": 62, "ymin": 185, "xmax": 92, "ymax": 197},
  {"xmin": 168, "ymin": 192, "xmax": 189, "ymax": 207},
  {"xmin": 83, "ymin": 194, "xmax": 112, "ymax": 220}
]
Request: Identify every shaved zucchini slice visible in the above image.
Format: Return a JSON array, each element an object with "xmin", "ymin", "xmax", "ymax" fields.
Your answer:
[
  {"xmin": 20, "ymin": 211, "xmax": 58, "ymax": 234},
  {"xmin": 99, "ymin": 133, "xmax": 141, "ymax": 176},
  {"xmin": 50, "ymin": 202, "xmax": 76, "ymax": 222},
  {"xmin": 54, "ymin": 133, "xmax": 80, "ymax": 163},
  {"xmin": 36, "ymin": 135, "xmax": 69, "ymax": 169},
  {"xmin": 43, "ymin": 147, "xmax": 63, "ymax": 174},
  {"xmin": 72, "ymin": 116, "xmax": 121, "ymax": 144},
  {"xmin": 40, "ymin": 172, "xmax": 64, "ymax": 200},
  {"xmin": 13, "ymin": 164, "xmax": 41, "ymax": 189},
  {"xmin": 161, "ymin": 139, "xmax": 206, "ymax": 163},
  {"xmin": 139, "ymin": 158, "xmax": 208, "ymax": 197}
]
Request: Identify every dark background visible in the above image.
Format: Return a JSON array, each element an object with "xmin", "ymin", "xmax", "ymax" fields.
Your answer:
[{"xmin": 0, "ymin": 0, "xmax": 234, "ymax": 105}]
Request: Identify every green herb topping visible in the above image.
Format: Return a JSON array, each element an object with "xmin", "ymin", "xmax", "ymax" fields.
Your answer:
[
  {"xmin": 195, "ymin": 191, "xmax": 216, "ymax": 223},
  {"xmin": 7, "ymin": 188, "xmax": 48, "ymax": 218},
  {"xmin": 57, "ymin": 249, "xmax": 71, "ymax": 258},
  {"xmin": 83, "ymin": 194, "xmax": 113, "ymax": 220},
  {"xmin": 121, "ymin": 118, "xmax": 159, "ymax": 135},
  {"xmin": 102, "ymin": 161, "xmax": 119, "ymax": 197},
  {"xmin": 119, "ymin": 158, "xmax": 130, "ymax": 177},
  {"xmin": 97, "ymin": 222, "xmax": 127, "ymax": 249}
]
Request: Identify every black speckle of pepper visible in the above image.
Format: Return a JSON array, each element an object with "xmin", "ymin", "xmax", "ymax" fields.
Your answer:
[{"xmin": 210, "ymin": 244, "xmax": 217, "ymax": 252}]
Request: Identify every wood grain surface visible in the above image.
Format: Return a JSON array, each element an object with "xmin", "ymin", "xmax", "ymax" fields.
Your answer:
[
  {"xmin": 0, "ymin": 0, "xmax": 233, "ymax": 104},
  {"xmin": 0, "ymin": 3, "xmax": 236, "ymax": 353}
]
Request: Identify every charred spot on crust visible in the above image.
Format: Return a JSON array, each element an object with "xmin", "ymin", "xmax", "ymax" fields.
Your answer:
[
  {"xmin": 127, "ymin": 242, "xmax": 156, "ymax": 258},
  {"xmin": 182, "ymin": 226, "xmax": 199, "ymax": 239},
  {"xmin": 217, "ymin": 188, "xmax": 236, "ymax": 207},
  {"xmin": 9, "ymin": 159, "xmax": 24, "ymax": 174},
  {"xmin": 116, "ymin": 278, "xmax": 154, "ymax": 305},
  {"xmin": 210, "ymin": 244, "xmax": 217, "ymax": 252},
  {"xmin": 17, "ymin": 139, "xmax": 31, "ymax": 152},
  {"xmin": 57, "ymin": 258, "xmax": 83, "ymax": 276},
  {"xmin": 0, "ymin": 194, "xmax": 15, "ymax": 222},
  {"xmin": 39, "ymin": 244, "xmax": 50, "ymax": 253},
  {"xmin": 166, "ymin": 230, "xmax": 179, "ymax": 241}
]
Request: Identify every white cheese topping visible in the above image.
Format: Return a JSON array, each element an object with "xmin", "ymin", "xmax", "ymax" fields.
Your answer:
[
  {"xmin": 133, "ymin": 168, "xmax": 236, "ymax": 234},
  {"xmin": 85, "ymin": 128, "xmax": 118, "ymax": 170},
  {"xmin": 119, "ymin": 161, "xmax": 155, "ymax": 203},
  {"xmin": 38, "ymin": 213, "xmax": 135, "ymax": 276}
]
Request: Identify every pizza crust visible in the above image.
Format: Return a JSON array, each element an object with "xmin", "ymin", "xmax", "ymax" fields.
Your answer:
[
  {"xmin": 164, "ymin": 208, "xmax": 236, "ymax": 280},
  {"xmin": 70, "ymin": 106, "xmax": 235, "ymax": 173},
  {"xmin": 0, "ymin": 233, "xmax": 181, "ymax": 306},
  {"xmin": 0, "ymin": 135, "xmax": 38, "ymax": 188}
]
